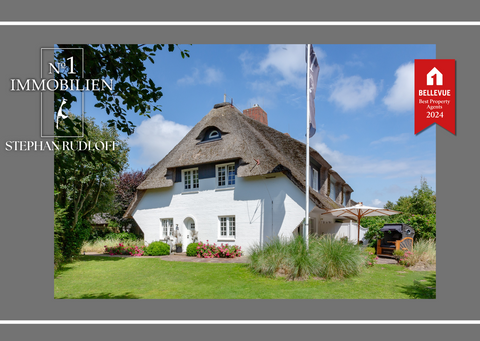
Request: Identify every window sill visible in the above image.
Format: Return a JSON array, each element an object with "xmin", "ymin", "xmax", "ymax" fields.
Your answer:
[
  {"xmin": 217, "ymin": 238, "xmax": 236, "ymax": 242},
  {"xmin": 215, "ymin": 187, "xmax": 235, "ymax": 192},
  {"xmin": 181, "ymin": 191, "xmax": 199, "ymax": 195}
]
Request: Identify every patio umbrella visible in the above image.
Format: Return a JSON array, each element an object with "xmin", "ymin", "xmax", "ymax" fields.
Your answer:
[{"xmin": 321, "ymin": 202, "xmax": 401, "ymax": 244}]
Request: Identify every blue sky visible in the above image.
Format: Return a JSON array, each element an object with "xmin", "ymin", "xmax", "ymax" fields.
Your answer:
[{"xmin": 71, "ymin": 44, "xmax": 436, "ymax": 208}]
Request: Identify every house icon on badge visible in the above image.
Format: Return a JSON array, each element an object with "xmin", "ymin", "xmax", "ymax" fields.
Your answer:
[{"xmin": 427, "ymin": 67, "xmax": 443, "ymax": 86}]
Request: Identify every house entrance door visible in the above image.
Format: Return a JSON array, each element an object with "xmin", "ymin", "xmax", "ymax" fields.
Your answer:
[{"xmin": 183, "ymin": 217, "xmax": 196, "ymax": 249}]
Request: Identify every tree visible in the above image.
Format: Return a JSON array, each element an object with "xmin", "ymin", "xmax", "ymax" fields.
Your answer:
[
  {"xmin": 54, "ymin": 116, "xmax": 129, "ymax": 257},
  {"xmin": 111, "ymin": 168, "xmax": 152, "ymax": 230},
  {"xmin": 363, "ymin": 177, "xmax": 436, "ymax": 246},
  {"xmin": 54, "ymin": 190, "xmax": 66, "ymax": 270},
  {"xmin": 54, "ymin": 44, "xmax": 190, "ymax": 136}
]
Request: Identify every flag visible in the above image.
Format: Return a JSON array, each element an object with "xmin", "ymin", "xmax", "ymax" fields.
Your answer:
[{"xmin": 307, "ymin": 44, "xmax": 320, "ymax": 137}]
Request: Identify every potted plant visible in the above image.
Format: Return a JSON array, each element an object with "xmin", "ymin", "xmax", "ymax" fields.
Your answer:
[{"xmin": 173, "ymin": 228, "xmax": 182, "ymax": 253}]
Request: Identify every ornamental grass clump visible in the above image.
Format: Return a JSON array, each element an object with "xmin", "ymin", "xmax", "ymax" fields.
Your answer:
[
  {"xmin": 247, "ymin": 235, "xmax": 316, "ymax": 280},
  {"xmin": 400, "ymin": 238, "xmax": 436, "ymax": 267},
  {"xmin": 309, "ymin": 234, "xmax": 366, "ymax": 280},
  {"xmin": 248, "ymin": 234, "xmax": 366, "ymax": 281}
]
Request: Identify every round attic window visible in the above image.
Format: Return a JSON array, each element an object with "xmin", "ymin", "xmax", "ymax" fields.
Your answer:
[
  {"xmin": 201, "ymin": 127, "xmax": 222, "ymax": 142},
  {"xmin": 209, "ymin": 130, "xmax": 219, "ymax": 139}
]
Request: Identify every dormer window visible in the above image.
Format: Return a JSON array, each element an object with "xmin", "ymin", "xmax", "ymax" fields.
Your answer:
[
  {"xmin": 310, "ymin": 166, "xmax": 319, "ymax": 192},
  {"xmin": 202, "ymin": 127, "xmax": 222, "ymax": 142},
  {"xmin": 330, "ymin": 176, "xmax": 336, "ymax": 201}
]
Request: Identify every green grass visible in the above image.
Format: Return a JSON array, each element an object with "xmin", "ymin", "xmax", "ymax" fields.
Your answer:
[{"xmin": 54, "ymin": 256, "xmax": 435, "ymax": 299}]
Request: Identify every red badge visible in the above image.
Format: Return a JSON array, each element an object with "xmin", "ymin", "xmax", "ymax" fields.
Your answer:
[{"xmin": 414, "ymin": 59, "xmax": 456, "ymax": 134}]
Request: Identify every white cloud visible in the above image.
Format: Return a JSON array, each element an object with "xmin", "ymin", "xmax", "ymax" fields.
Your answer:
[
  {"xmin": 177, "ymin": 66, "xmax": 224, "ymax": 85},
  {"xmin": 327, "ymin": 133, "xmax": 349, "ymax": 143},
  {"xmin": 383, "ymin": 62, "xmax": 414, "ymax": 112},
  {"xmin": 370, "ymin": 133, "xmax": 409, "ymax": 145},
  {"xmin": 371, "ymin": 199, "xmax": 384, "ymax": 207},
  {"xmin": 258, "ymin": 44, "xmax": 306, "ymax": 88},
  {"xmin": 129, "ymin": 114, "xmax": 192, "ymax": 167},
  {"xmin": 312, "ymin": 141, "xmax": 435, "ymax": 179},
  {"xmin": 329, "ymin": 75, "xmax": 377, "ymax": 111}
]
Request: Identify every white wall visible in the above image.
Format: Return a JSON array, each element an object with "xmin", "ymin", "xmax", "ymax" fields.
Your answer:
[
  {"xmin": 314, "ymin": 217, "xmax": 368, "ymax": 243},
  {"xmin": 132, "ymin": 173, "xmax": 312, "ymax": 254}
]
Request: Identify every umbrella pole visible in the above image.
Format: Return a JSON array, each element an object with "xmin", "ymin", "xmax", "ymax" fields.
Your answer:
[{"xmin": 357, "ymin": 216, "xmax": 361, "ymax": 245}]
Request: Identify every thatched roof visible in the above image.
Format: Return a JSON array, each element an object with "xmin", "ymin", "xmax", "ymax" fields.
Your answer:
[{"xmin": 125, "ymin": 103, "xmax": 352, "ymax": 218}]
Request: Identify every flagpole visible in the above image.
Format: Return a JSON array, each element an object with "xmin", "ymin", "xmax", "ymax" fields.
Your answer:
[{"xmin": 305, "ymin": 43, "xmax": 311, "ymax": 250}]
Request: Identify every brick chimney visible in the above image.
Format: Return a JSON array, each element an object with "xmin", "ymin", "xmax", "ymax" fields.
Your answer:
[{"xmin": 243, "ymin": 104, "xmax": 268, "ymax": 126}]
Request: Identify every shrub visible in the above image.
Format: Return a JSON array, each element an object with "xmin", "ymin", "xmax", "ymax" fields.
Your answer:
[
  {"xmin": 393, "ymin": 249, "xmax": 405, "ymax": 261},
  {"xmin": 363, "ymin": 247, "xmax": 378, "ymax": 267},
  {"xmin": 196, "ymin": 241, "xmax": 242, "ymax": 259},
  {"xmin": 398, "ymin": 251, "xmax": 414, "ymax": 267},
  {"xmin": 62, "ymin": 218, "xmax": 92, "ymax": 260},
  {"xmin": 54, "ymin": 194, "xmax": 66, "ymax": 270},
  {"xmin": 144, "ymin": 241, "xmax": 170, "ymax": 256},
  {"xmin": 104, "ymin": 243, "xmax": 145, "ymax": 256},
  {"xmin": 186, "ymin": 243, "xmax": 199, "ymax": 257}
]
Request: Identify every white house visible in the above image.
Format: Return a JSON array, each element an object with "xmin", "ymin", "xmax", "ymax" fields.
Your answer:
[{"xmin": 124, "ymin": 103, "xmax": 367, "ymax": 253}]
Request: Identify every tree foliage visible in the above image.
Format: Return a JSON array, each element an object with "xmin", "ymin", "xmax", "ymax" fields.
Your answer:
[
  {"xmin": 111, "ymin": 168, "xmax": 151, "ymax": 229},
  {"xmin": 54, "ymin": 44, "xmax": 190, "ymax": 136},
  {"xmin": 54, "ymin": 116, "xmax": 129, "ymax": 258},
  {"xmin": 363, "ymin": 177, "xmax": 436, "ymax": 246}
]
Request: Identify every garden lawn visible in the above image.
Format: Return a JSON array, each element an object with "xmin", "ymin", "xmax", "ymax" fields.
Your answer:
[{"xmin": 54, "ymin": 256, "xmax": 435, "ymax": 299}]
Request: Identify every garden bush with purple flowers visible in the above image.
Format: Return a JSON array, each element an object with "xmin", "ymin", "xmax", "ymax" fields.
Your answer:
[
  {"xmin": 196, "ymin": 241, "xmax": 242, "ymax": 258},
  {"xmin": 104, "ymin": 243, "xmax": 145, "ymax": 256}
]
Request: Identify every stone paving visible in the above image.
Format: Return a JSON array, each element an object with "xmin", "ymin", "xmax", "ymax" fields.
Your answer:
[
  {"xmin": 84, "ymin": 252, "xmax": 248, "ymax": 263},
  {"xmin": 376, "ymin": 256, "xmax": 397, "ymax": 265},
  {"xmin": 86, "ymin": 252, "xmax": 397, "ymax": 265}
]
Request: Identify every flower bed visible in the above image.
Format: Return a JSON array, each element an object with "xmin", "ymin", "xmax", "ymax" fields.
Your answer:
[
  {"xmin": 398, "ymin": 251, "xmax": 414, "ymax": 267},
  {"xmin": 196, "ymin": 241, "xmax": 242, "ymax": 258},
  {"xmin": 104, "ymin": 243, "xmax": 145, "ymax": 256},
  {"xmin": 364, "ymin": 247, "xmax": 379, "ymax": 267}
]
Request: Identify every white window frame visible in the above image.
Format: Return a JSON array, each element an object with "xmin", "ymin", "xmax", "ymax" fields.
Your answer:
[
  {"xmin": 216, "ymin": 163, "xmax": 236, "ymax": 188},
  {"xmin": 311, "ymin": 167, "xmax": 319, "ymax": 192},
  {"xmin": 330, "ymin": 176, "xmax": 336, "ymax": 201},
  {"xmin": 309, "ymin": 217, "xmax": 317, "ymax": 236},
  {"xmin": 209, "ymin": 130, "xmax": 220, "ymax": 139},
  {"xmin": 218, "ymin": 216, "xmax": 236, "ymax": 240},
  {"xmin": 161, "ymin": 218, "xmax": 174, "ymax": 238},
  {"xmin": 182, "ymin": 168, "xmax": 199, "ymax": 191}
]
